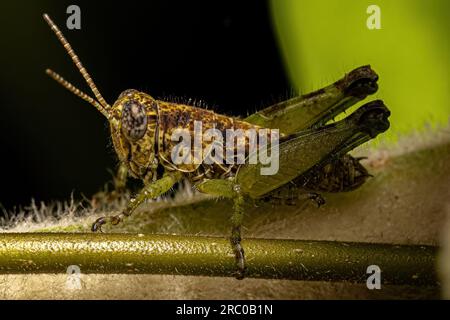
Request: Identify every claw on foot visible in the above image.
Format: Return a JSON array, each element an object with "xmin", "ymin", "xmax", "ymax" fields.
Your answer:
[
  {"xmin": 91, "ymin": 217, "xmax": 106, "ymax": 232},
  {"xmin": 231, "ymin": 234, "xmax": 246, "ymax": 280},
  {"xmin": 91, "ymin": 212, "xmax": 126, "ymax": 232}
]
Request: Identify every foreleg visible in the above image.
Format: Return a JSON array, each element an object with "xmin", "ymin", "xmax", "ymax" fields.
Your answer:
[{"xmin": 92, "ymin": 171, "xmax": 182, "ymax": 232}]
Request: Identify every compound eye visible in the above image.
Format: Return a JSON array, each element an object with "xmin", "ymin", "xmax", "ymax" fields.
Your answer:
[{"xmin": 121, "ymin": 100, "xmax": 147, "ymax": 141}]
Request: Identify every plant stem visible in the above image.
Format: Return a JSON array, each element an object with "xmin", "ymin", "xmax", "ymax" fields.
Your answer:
[{"xmin": 0, "ymin": 233, "xmax": 437, "ymax": 286}]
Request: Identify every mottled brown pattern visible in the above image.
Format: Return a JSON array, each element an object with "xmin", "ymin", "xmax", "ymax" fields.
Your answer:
[{"xmin": 109, "ymin": 91, "xmax": 270, "ymax": 182}]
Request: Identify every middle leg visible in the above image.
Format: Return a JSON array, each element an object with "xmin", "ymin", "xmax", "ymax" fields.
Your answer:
[{"xmin": 196, "ymin": 179, "xmax": 247, "ymax": 279}]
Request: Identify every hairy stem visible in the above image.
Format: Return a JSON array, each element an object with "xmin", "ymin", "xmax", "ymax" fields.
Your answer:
[{"xmin": 0, "ymin": 233, "xmax": 437, "ymax": 286}]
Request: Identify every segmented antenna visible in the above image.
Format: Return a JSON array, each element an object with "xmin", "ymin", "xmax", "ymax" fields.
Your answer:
[
  {"xmin": 46, "ymin": 69, "xmax": 110, "ymax": 119},
  {"xmin": 43, "ymin": 13, "xmax": 111, "ymax": 110}
]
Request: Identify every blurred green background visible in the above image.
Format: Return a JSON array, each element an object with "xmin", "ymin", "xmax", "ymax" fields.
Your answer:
[{"xmin": 270, "ymin": 0, "xmax": 450, "ymax": 140}]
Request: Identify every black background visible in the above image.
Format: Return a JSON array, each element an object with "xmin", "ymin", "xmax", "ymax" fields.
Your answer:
[
  {"xmin": 0, "ymin": 0, "xmax": 289, "ymax": 211},
  {"xmin": 0, "ymin": 300, "xmax": 438, "ymax": 317}
]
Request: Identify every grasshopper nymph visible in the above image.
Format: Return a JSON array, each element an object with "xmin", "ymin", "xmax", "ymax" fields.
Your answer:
[{"xmin": 43, "ymin": 14, "xmax": 390, "ymax": 279}]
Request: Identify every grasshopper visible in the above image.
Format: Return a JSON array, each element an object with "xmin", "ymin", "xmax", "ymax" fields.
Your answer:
[{"xmin": 43, "ymin": 14, "xmax": 390, "ymax": 279}]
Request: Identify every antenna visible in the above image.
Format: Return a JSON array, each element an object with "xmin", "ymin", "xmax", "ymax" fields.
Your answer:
[
  {"xmin": 43, "ymin": 13, "xmax": 111, "ymax": 111},
  {"xmin": 46, "ymin": 69, "xmax": 110, "ymax": 119}
]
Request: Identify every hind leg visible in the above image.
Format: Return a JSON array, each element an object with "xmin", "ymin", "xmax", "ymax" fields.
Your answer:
[{"xmin": 244, "ymin": 65, "xmax": 379, "ymax": 134}]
